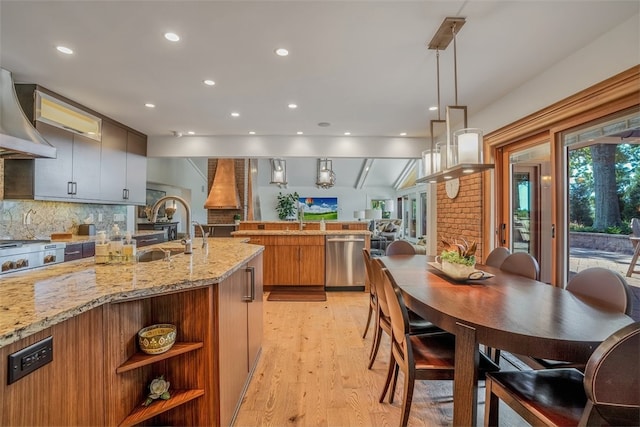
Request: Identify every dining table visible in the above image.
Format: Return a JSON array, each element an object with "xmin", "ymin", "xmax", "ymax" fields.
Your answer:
[{"xmin": 380, "ymin": 254, "xmax": 635, "ymax": 427}]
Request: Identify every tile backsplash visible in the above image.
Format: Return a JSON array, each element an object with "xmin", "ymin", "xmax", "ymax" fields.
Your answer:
[{"xmin": 0, "ymin": 200, "xmax": 126, "ymax": 240}]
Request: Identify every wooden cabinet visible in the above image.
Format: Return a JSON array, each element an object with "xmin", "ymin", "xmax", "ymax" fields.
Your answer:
[
  {"xmin": 3, "ymin": 122, "xmax": 102, "ymax": 202},
  {"xmin": 218, "ymin": 253, "xmax": 263, "ymax": 426},
  {"xmin": 133, "ymin": 231, "xmax": 167, "ymax": 247},
  {"xmin": 4, "ymin": 84, "xmax": 146, "ymax": 205},
  {"xmin": 100, "ymin": 121, "xmax": 147, "ymax": 204},
  {"xmin": 138, "ymin": 222, "xmax": 178, "ymax": 241},
  {"xmin": 63, "ymin": 241, "xmax": 95, "ymax": 261},
  {"xmin": 244, "ymin": 234, "xmax": 324, "ymax": 287}
]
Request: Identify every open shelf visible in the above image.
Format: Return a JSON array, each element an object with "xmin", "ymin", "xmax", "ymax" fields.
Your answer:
[
  {"xmin": 119, "ymin": 389, "xmax": 205, "ymax": 427},
  {"xmin": 116, "ymin": 342, "xmax": 203, "ymax": 374}
]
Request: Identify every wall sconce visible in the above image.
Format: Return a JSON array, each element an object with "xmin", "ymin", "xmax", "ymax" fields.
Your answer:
[
  {"xmin": 316, "ymin": 158, "xmax": 336, "ymax": 189},
  {"xmin": 384, "ymin": 199, "xmax": 395, "ymax": 213},
  {"xmin": 417, "ymin": 17, "xmax": 494, "ymax": 184},
  {"xmin": 270, "ymin": 158, "xmax": 287, "ymax": 187}
]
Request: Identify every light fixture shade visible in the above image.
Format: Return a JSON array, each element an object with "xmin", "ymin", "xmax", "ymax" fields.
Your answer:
[
  {"xmin": 364, "ymin": 208, "xmax": 383, "ymax": 220},
  {"xmin": 422, "ymin": 148, "xmax": 441, "ymax": 176},
  {"xmin": 316, "ymin": 158, "xmax": 336, "ymax": 189},
  {"xmin": 354, "ymin": 210, "xmax": 365, "ymax": 220},
  {"xmin": 384, "ymin": 199, "xmax": 395, "ymax": 212},
  {"xmin": 452, "ymin": 128, "xmax": 483, "ymax": 165},
  {"xmin": 270, "ymin": 158, "xmax": 287, "ymax": 186}
]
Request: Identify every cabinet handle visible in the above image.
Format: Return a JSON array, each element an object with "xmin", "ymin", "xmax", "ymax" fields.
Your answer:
[
  {"xmin": 73, "ymin": 182, "xmax": 78, "ymax": 195},
  {"xmin": 139, "ymin": 238, "xmax": 159, "ymax": 243},
  {"xmin": 244, "ymin": 266, "xmax": 255, "ymax": 302},
  {"xmin": 67, "ymin": 181, "xmax": 74, "ymax": 195},
  {"xmin": 65, "ymin": 250, "xmax": 81, "ymax": 255},
  {"xmin": 122, "ymin": 188, "xmax": 129, "ymax": 199}
]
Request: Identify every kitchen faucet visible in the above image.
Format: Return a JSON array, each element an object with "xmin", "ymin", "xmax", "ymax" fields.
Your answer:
[
  {"xmin": 151, "ymin": 195, "xmax": 193, "ymax": 254},
  {"xmin": 193, "ymin": 221, "xmax": 209, "ymax": 249}
]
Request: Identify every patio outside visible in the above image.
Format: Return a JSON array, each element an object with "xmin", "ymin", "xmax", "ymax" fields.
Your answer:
[{"xmin": 570, "ymin": 247, "xmax": 639, "ymax": 288}]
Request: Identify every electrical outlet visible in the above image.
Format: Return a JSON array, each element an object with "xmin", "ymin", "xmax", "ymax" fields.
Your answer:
[
  {"xmin": 113, "ymin": 213, "xmax": 125, "ymax": 221},
  {"xmin": 8, "ymin": 336, "xmax": 53, "ymax": 384},
  {"xmin": 98, "ymin": 213, "xmax": 103, "ymax": 222}
]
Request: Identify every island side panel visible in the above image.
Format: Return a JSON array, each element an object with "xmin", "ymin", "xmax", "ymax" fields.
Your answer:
[{"xmin": 0, "ymin": 309, "xmax": 105, "ymax": 426}]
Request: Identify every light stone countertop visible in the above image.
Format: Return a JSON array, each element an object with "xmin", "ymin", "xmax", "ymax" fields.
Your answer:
[
  {"xmin": 0, "ymin": 237, "xmax": 261, "ymax": 349},
  {"xmin": 232, "ymin": 230, "xmax": 372, "ymax": 236},
  {"xmin": 51, "ymin": 230, "xmax": 167, "ymax": 244}
]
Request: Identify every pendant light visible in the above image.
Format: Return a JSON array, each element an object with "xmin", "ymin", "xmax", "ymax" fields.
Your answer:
[
  {"xmin": 316, "ymin": 158, "xmax": 336, "ymax": 189},
  {"xmin": 270, "ymin": 158, "xmax": 287, "ymax": 187},
  {"xmin": 418, "ymin": 17, "xmax": 493, "ymax": 184}
]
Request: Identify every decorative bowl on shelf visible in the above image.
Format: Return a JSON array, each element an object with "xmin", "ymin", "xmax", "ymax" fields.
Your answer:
[{"xmin": 138, "ymin": 324, "xmax": 177, "ymax": 355}]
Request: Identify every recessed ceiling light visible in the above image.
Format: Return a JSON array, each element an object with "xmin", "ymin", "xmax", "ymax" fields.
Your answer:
[
  {"xmin": 275, "ymin": 48, "xmax": 289, "ymax": 56},
  {"xmin": 344, "ymin": 132, "xmax": 351, "ymax": 136},
  {"xmin": 400, "ymin": 132, "xmax": 407, "ymax": 136},
  {"xmin": 187, "ymin": 131, "xmax": 195, "ymax": 135},
  {"xmin": 429, "ymin": 106, "xmax": 438, "ymax": 111},
  {"xmin": 296, "ymin": 131, "xmax": 303, "ymax": 135},
  {"xmin": 164, "ymin": 32, "xmax": 180, "ymax": 42},
  {"xmin": 288, "ymin": 103, "xmax": 298, "ymax": 109},
  {"xmin": 249, "ymin": 131, "xmax": 256, "ymax": 135},
  {"xmin": 203, "ymin": 79, "xmax": 215, "ymax": 86},
  {"xmin": 144, "ymin": 103, "xmax": 156, "ymax": 108},
  {"xmin": 56, "ymin": 46, "xmax": 73, "ymax": 55},
  {"xmin": 231, "ymin": 112, "xmax": 240, "ymax": 117}
]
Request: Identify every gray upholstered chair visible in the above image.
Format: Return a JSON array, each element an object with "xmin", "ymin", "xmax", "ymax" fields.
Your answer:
[
  {"xmin": 531, "ymin": 267, "xmax": 633, "ymax": 370},
  {"xmin": 500, "ymin": 252, "xmax": 540, "ymax": 280},
  {"xmin": 484, "ymin": 247, "xmax": 511, "ymax": 268},
  {"xmin": 385, "ymin": 240, "xmax": 416, "ymax": 256},
  {"xmin": 484, "ymin": 321, "xmax": 640, "ymax": 427}
]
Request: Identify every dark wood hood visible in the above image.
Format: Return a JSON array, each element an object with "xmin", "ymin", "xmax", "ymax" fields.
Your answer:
[{"xmin": 204, "ymin": 158, "xmax": 241, "ymax": 209}]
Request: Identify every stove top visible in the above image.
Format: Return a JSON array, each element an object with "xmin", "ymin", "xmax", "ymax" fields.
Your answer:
[{"xmin": 0, "ymin": 240, "xmax": 66, "ymax": 274}]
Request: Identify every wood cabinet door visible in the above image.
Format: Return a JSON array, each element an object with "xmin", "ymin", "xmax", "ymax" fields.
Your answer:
[
  {"xmin": 99, "ymin": 121, "xmax": 127, "ymax": 202},
  {"xmin": 33, "ymin": 122, "xmax": 74, "ymax": 199},
  {"xmin": 299, "ymin": 245, "xmax": 325, "ymax": 286},
  {"xmin": 126, "ymin": 131, "xmax": 147, "ymax": 204},
  {"xmin": 273, "ymin": 245, "xmax": 299, "ymax": 285},
  {"xmin": 246, "ymin": 254, "xmax": 263, "ymax": 370}
]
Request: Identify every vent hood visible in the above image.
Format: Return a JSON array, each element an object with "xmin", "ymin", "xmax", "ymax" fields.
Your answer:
[
  {"xmin": 0, "ymin": 68, "xmax": 56, "ymax": 158},
  {"xmin": 204, "ymin": 158, "xmax": 241, "ymax": 209}
]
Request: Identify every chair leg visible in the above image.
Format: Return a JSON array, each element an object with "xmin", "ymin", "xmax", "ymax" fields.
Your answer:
[
  {"xmin": 362, "ymin": 302, "xmax": 373, "ymax": 338},
  {"xmin": 399, "ymin": 367, "xmax": 415, "ymax": 427},
  {"xmin": 484, "ymin": 376, "xmax": 499, "ymax": 427},
  {"xmin": 379, "ymin": 354, "xmax": 396, "ymax": 403},
  {"xmin": 389, "ymin": 363, "xmax": 399, "ymax": 404},
  {"xmin": 368, "ymin": 310, "xmax": 383, "ymax": 369}
]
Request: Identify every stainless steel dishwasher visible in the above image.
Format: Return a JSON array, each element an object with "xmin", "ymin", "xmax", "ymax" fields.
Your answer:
[{"xmin": 325, "ymin": 234, "xmax": 366, "ymax": 291}]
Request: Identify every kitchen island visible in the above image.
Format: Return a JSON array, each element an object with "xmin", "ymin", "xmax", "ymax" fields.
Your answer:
[
  {"xmin": 0, "ymin": 238, "xmax": 263, "ymax": 426},
  {"xmin": 232, "ymin": 227, "xmax": 371, "ymax": 290}
]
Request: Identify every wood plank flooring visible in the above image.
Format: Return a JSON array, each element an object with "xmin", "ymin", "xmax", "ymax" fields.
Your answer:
[{"xmin": 234, "ymin": 291, "xmax": 528, "ymax": 427}]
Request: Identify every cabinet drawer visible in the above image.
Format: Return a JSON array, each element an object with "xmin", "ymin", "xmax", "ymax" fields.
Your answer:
[
  {"xmin": 64, "ymin": 243, "xmax": 83, "ymax": 261},
  {"xmin": 82, "ymin": 242, "xmax": 95, "ymax": 257}
]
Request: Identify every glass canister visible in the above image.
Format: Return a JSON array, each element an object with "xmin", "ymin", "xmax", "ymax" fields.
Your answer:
[
  {"xmin": 109, "ymin": 224, "xmax": 123, "ymax": 263},
  {"xmin": 95, "ymin": 231, "xmax": 110, "ymax": 264},
  {"xmin": 122, "ymin": 232, "xmax": 137, "ymax": 263}
]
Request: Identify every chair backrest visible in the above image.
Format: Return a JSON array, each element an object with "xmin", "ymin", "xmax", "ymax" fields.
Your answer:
[
  {"xmin": 362, "ymin": 248, "xmax": 375, "ymax": 297},
  {"xmin": 385, "ymin": 240, "xmax": 416, "ymax": 256},
  {"xmin": 566, "ymin": 267, "xmax": 633, "ymax": 315},
  {"xmin": 485, "ymin": 247, "xmax": 511, "ymax": 268},
  {"xmin": 631, "ymin": 218, "xmax": 640, "ymax": 237},
  {"xmin": 583, "ymin": 321, "xmax": 640, "ymax": 426},
  {"xmin": 372, "ymin": 258, "xmax": 391, "ymax": 317},
  {"xmin": 381, "ymin": 267, "xmax": 410, "ymax": 350},
  {"xmin": 500, "ymin": 252, "xmax": 540, "ymax": 280}
]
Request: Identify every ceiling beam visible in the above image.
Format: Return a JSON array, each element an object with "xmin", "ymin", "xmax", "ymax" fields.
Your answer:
[{"xmin": 355, "ymin": 158, "xmax": 374, "ymax": 189}]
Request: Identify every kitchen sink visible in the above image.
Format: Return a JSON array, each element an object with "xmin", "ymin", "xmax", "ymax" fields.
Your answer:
[{"xmin": 137, "ymin": 248, "xmax": 184, "ymax": 262}]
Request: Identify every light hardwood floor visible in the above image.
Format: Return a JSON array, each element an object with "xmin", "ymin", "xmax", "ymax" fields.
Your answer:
[{"xmin": 234, "ymin": 291, "xmax": 527, "ymax": 427}]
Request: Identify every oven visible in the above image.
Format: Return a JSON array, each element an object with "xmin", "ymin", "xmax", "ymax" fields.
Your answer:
[{"xmin": 0, "ymin": 240, "xmax": 67, "ymax": 274}]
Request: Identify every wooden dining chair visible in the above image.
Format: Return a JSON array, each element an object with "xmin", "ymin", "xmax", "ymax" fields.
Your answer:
[
  {"xmin": 484, "ymin": 246, "xmax": 511, "ymax": 268},
  {"xmin": 385, "ymin": 240, "xmax": 416, "ymax": 256},
  {"xmin": 367, "ymin": 258, "xmax": 445, "ymax": 370},
  {"xmin": 380, "ymin": 267, "xmax": 500, "ymax": 427},
  {"xmin": 499, "ymin": 252, "xmax": 540, "ymax": 280},
  {"xmin": 531, "ymin": 267, "xmax": 633, "ymax": 370},
  {"xmin": 362, "ymin": 248, "xmax": 376, "ymax": 338},
  {"xmin": 484, "ymin": 321, "xmax": 640, "ymax": 427}
]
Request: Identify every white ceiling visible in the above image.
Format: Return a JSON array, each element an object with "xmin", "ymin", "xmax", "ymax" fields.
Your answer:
[{"xmin": 1, "ymin": 1, "xmax": 637, "ymax": 189}]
